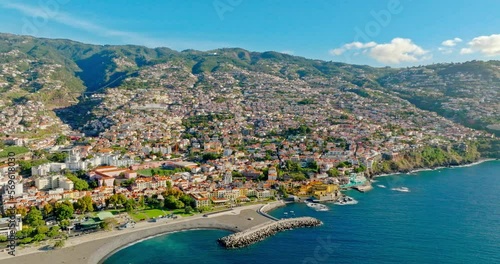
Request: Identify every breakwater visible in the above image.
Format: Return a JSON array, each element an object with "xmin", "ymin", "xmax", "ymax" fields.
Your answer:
[{"xmin": 218, "ymin": 217, "xmax": 323, "ymax": 248}]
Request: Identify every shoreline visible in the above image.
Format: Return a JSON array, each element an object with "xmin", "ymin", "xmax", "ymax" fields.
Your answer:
[
  {"xmin": 0, "ymin": 202, "xmax": 285, "ymax": 264},
  {"xmin": 372, "ymin": 158, "xmax": 497, "ymax": 179},
  {"xmin": 3, "ymin": 159, "xmax": 497, "ymax": 263},
  {"xmin": 100, "ymin": 201, "xmax": 287, "ymax": 263}
]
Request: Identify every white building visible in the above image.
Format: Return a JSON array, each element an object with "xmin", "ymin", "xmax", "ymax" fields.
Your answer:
[
  {"xmin": 223, "ymin": 170, "xmax": 232, "ymax": 185},
  {"xmin": 0, "ymin": 215, "xmax": 22, "ymax": 236},
  {"xmin": 35, "ymin": 175, "xmax": 73, "ymax": 191},
  {"xmin": 32, "ymin": 162, "xmax": 67, "ymax": 176}
]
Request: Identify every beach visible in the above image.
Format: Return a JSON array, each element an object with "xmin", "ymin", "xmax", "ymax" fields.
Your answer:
[{"xmin": 0, "ymin": 203, "xmax": 282, "ymax": 264}]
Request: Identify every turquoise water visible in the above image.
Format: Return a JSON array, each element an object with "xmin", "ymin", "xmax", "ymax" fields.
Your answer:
[{"xmin": 103, "ymin": 161, "xmax": 500, "ymax": 264}]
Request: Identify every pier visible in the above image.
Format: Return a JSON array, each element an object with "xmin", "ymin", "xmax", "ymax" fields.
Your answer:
[{"xmin": 218, "ymin": 217, "xmax": 323, "ymax": 248}]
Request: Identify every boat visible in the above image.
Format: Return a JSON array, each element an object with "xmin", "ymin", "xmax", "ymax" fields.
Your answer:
[
  {"xmin": 377, "ymin": 184, "xmax": 386, "ymax": 188},
  {"xmin": 305, "ymin": 201, "xmax": 330, "ymax": 211},
  {"xmin": 334, "ymin": 196, "xmax": 358, "ymax": 205},
  {"xmin": 391, "ymin": 187, "xmax": 410, "ymax": 192}
]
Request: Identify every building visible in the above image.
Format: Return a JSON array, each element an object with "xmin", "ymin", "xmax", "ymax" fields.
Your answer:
[
  {"xmin": 256, "ymin": 190, "xmax": 272, "ymax": 199},
  {"xmin": 35, "ymin": 175, "xmax": 74, "ymax": 191},
  {"xmin": 1, "ymin": 182, "xmax": 23, "ymax": 196},
  {"xmin": 133, "ymin": 176, "xmax": 170, "ymax": 190},
  {"xmin": 0, "ymin": 214, "xmax": 22, "ymax": 236},
  {"xmin": 31, "ymin": 163, "xmax": 66, "ymax": 176},
  {"xmin": 190, "ymin": 193, "xmax": 211, "ymax": 208},
  {"xmin": 268, "ymin": 167, "xmax": 278, "ymax": 181},
  {"xmin": 223, "ymin": 170, "xmax": 232, "ymax": 185}
]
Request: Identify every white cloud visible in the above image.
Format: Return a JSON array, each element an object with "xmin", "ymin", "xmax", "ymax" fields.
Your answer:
[
  {"xmin": 329, "ymin": 41, "xmax": 376, "ymax": 56},
  {"xmin": 438, "ymin": 47, "xmax": 453, "ymax": 54},
  {"xmin": 461, "ymin": 34, "xmax": 500, "ymax": 56},
  {"xmin": 441, "ymin": 37, "xmax": 462, "ymax": 47},
  {"xmin": 329, "ymin": 38, "xmax": 429, "ymax": 64},
  {"xmin": 460, "ymin": 48, "xmax": 474, "ymax": 55},
  {"xmin": 370, "ymin": 38, "xmax": 429, "ymax": 64}
]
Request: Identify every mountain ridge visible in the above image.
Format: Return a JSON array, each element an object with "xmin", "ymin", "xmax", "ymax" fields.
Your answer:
[{"xmin": 0, "ymin": 33, "xmax": 498, "ymax": 140}]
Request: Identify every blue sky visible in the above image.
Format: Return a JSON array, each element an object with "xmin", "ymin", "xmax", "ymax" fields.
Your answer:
[{"xmin": 0, "ymin": 0, "xmax": 499, "ymax": 66}]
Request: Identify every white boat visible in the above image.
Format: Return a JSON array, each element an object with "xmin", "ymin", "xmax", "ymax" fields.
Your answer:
[
  {"xmin": 377, "ymin": 184, "xmax": 386, "ymax": 188},
  {"xmin": 334, "ymin": 196, "xmax": 358, "ymax": 205},
  {"xmin": 305, "ymin": 201, "xmax": 330, "ymax": 211},
  {"xmin": 391, "ymin": 187, "xmax": 410, "ymax": 192}
]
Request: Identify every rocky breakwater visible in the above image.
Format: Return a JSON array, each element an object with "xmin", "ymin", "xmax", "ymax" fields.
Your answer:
[{"xmin": 218, "ymin": 217, "xmax": 323, "ymax": 248}]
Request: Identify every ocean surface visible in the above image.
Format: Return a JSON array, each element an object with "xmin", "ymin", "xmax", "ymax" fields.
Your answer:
[{"xmin": 103, "ymin": 161, "xmax": 500, "ymax": 264}]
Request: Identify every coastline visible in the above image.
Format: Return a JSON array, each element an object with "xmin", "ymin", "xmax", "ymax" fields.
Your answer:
[
  {"xmin": 0, "ymin": 202, "xmax": 285, "ymax": 264},
  {"xmin": 371, "ymin": 158, "xmax": 497, "ymax": 179},
  {"xmin": 3, "ymin": 159, "xmax": 497, "ymax": 264}
]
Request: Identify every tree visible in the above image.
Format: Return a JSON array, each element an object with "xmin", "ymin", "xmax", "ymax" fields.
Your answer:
[
  {"xmin": 55, "ymin": 202, "xmax": 74, "ymax": 221},
  {"xmin": 184, "ymin": 206, "xmax": 193, "ymax": 214},
  {"xmin": 327, "ymin": 168, "xmax": 340, "ymax": 177},
  {"xmin": 307, "ymin": 161, "xmax": 319, "ymax": 172},
  {"xmin": 55, "ymin": 135, "xmax": 69, "ymax": 145},
  {"xmin": 179, "ymin": 195, "xmax": 196, "ymax": 208},
  {"xmin": 66, "ymin": 174, "xmax": 89, "ymax": 191},
  {"xmin": 100, "ymin": 218, "xmax": 118, "ymax": 231},
  {"xmin": 47, "ymin": 226, "xmax": 60, "ymax": 238},
  {"xmin": 59, "ymin": 219, "xmax": 70, "ymax": 229},
  {"xmin": 43, "ymin": 203, "xmax": 53, "ymax": 217},
  {"xmin": 6, "ymin": 207, "xmax": 28, "ymax": 218},
  {"xmin": 354, "ymin": 165, "xmax": 367, "ymax": 173},
  {"xmin": 75, "ymin": 196, "xmax": 94, "ymax": 214},
  {"xmin": 53, "ymin": 239, "xmax": 65, "ymax": 248},
  {"xmin": 117, "ymin": 194, "xmax": 127, "ymax": 205},
  {"xmin": 36, "ymin": 225, "xmax": 49, "ymax": 235},
  {"xmin": 16, "ymin": 227, "xmax": 34, "ymax": 239},
  {"xmin": 19, "ymin": 237, "xmax": 33, "ymax": 245},
  {"xmin": 124, "ymin": 199, "xmax": 136, "ymax": 212},
  {"xmin": 107, "ymin": 194, "xmax": 119, "ymax": 209},
  {"xmin": 278, "ymin": 185, "xmax": 289, "ymax": 198},
  {"xmin": 47, "ymin": 152, "xmax": 69, "ymax": 163},
  {"xmin": 164, "ymin": 195, "xmax": 184, "ymax": 209},
  {"xmin": 25, "ymin": 207, "xmax": 44, "ymax": 227},
  {"xmin": 0, "ymin": 235, "xmax": 7, "ymax": 242},
  {"xmin": 33, "ymin": 233, "xmax": 46, "ymax": 242}
]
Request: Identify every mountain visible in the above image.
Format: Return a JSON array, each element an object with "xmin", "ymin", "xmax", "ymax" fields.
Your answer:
[{"xmin": 0, "ymin": 33, "xmax": 498, "ymax": 142}]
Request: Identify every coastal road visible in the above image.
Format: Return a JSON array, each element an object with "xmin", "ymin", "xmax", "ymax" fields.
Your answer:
[{"xmin": 0, "ymin": 203, "xmax": 280, "ymax": 264}]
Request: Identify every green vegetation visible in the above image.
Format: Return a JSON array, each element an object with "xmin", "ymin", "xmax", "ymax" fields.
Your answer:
[
  {"xmin": 74, "ymin": 196, "xmax": 94, "ymax": 214},
  {"xmin": 0, "ymin": 146, "xmax": 29, "ymax": 158},
  {"xmin": 182, "ymin": 113, "xmax": 235, "ymax": 129},
  {"xmin": 297, "ymin": 98, "xmax": 316, "ymax": 105},
  {"xmin": 65, "ymin": 173, "xmax": 90, "ymax": 191},
  {"xmin": 372, "ymin": 144, "xmax": 481, "ymax": 174},
  {"xmin": 137, "ymin": 167, "xmax": 189, "ymax": 176}
]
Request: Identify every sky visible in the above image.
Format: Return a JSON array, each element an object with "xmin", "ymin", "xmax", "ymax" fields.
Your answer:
[{"xmin": 0, "ymin": 0, "xmax": 499, "ymax": 66}]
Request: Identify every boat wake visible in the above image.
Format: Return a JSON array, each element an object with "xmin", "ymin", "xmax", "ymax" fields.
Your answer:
[
  {"xmin": 334, "ymin": 196, "xmax": 358, "ymax": 205},
  {"xmin": 391, "ymin": 187, "xmax": 410, "ymax": 192},
  {"xmin": 377, "ymin": 184, "xmax": 386, "ymax": 188}
]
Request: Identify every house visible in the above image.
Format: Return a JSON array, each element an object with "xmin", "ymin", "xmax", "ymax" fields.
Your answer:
[{"xmin": 190, "ymin": 193, "xmax": 211, "ymax": 208}]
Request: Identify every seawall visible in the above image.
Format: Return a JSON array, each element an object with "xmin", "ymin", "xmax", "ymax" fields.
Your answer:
[
  {"xmin": 258, "ymin": 201, "xmax": 286, "ymax": 220},
  {"xmin": 218, "ymin": 217, "xmax": 323, "ymax": 248}
]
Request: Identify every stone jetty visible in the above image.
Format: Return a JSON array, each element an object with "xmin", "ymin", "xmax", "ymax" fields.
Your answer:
[{"xmin": 218, "ymin": 217, "xmax": 323, "ymax": 248}]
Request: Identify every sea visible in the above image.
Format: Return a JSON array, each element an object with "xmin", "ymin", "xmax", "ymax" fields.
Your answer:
[{"xmin": 103, "ymin": 160, "xmax": 500, "ymax": 264}]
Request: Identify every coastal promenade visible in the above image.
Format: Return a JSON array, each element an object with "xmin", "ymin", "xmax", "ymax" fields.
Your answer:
[{"xmin": 0, "ymin": 203, "xmax": 284, "ymax": 264}]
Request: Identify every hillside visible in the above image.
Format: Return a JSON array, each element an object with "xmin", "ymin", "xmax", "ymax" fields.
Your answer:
[{"xmin": 0, "ymin": 33, "xmax": 498, "ymax": 145}]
